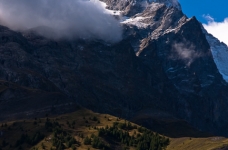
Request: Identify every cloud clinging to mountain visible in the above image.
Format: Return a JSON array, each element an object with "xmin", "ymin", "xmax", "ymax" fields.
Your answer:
[{"xmin": 0, "ymin": 0, "xmax": 122, "ymax": 43}]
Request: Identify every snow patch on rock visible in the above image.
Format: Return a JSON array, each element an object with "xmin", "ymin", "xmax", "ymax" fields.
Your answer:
[{"xmin": 121, "ymin": 16, "xmax": 150, "ymax": 28}]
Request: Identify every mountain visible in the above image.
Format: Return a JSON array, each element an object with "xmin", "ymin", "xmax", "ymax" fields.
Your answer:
[{"xmin": 0, "ymin": 0, "xmax": 228, "ymax": 137}]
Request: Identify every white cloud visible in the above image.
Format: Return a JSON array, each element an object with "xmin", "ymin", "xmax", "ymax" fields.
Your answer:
[
  {"xmin": 170, "ymin": 42, "xmax": 203, "ymax": 66},
  {"xmin": 0, "ymin": 0, "xmax": 122, "ymax": 43},
  {"xmin": 203, "ymin": 15, "xmax": 228, "ymax": 46}
]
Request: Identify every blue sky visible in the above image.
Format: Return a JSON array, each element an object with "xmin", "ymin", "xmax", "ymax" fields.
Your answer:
[
  {"xmin": 179, "ymin": 0, "xmax": 228, "ymax": 23},
  {"xmin": 179, "ymin": 0, "xmax": 228, "ymax": 46}
]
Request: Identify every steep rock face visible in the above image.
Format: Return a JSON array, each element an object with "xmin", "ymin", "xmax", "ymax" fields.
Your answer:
[
  {"xmin": 137, "ymin": 17, "xmax": 228, "ymax": 133},
  {"xmin": 0, "ymin": 26, "xmax": 166, "ymax": 118}
]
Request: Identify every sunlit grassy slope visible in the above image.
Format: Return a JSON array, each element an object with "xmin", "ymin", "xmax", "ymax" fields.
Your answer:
[
  {"xmin": 0, "ymin": 108, "xmax": 227, "ymax": 150},
  {"xmin": 167, "ymin": 137, "xmax": 228, "ymax": 150},
  {"xmin": 1, "ymin": 108, "xmax": 166, "ymax": 150}
]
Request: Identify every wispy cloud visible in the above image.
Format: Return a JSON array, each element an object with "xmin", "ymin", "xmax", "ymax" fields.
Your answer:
[
  {"xmin": 170, "ymin": 42, "xmax": 203, "ymax": 66},
  {"xmin": 203, "ymin": 15, "xmax": 228, "ymax": 46}
]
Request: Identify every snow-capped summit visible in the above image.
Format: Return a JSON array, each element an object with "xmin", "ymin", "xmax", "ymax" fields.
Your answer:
[
  {"xmin": 149, "ymin": 0, "xmax": 181, "ymax": 10},
  {"xmin": 98, "ymin": 0, "xmax": 181, "ymax": 17}
]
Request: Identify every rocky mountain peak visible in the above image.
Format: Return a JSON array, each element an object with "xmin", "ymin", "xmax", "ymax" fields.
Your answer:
[
  {"xmin": 100, "ymin": 0, "xmax": 181, "ymax": 16},
  {"xmin": 148, "ymin": 0, "xmax": 181, "ymax": 10}
]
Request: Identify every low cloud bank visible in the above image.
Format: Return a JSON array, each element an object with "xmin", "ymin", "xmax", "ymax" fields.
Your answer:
[
  {"xmin": 203, "ymin": 15, "xmax": 228, "ymax": 46},
  {"xmin": 0, "ymin": 0, "xmax": 122, "ymax": 43}
]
